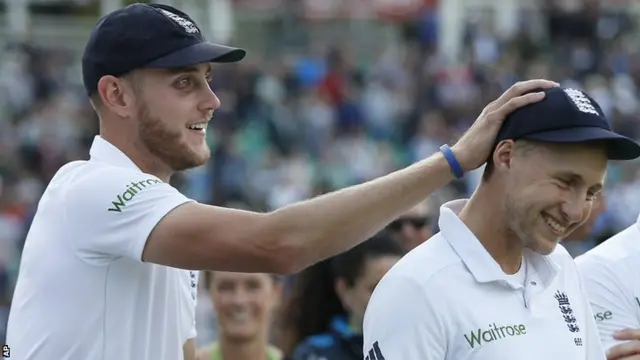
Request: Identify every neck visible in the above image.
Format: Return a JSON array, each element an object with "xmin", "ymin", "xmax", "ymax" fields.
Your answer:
[
  {"xmin": 458, "ymin": 184, "xmax": 523, "ymax": 274},
  {"xmin": 219, "ymin": 334, "xmax": 269, "ymax": 360},
  {"xmin": 100, "ymin": 124, "xmax": 173, "ymax": 182}
]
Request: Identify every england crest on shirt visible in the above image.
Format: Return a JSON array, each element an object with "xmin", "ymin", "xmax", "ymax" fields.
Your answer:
[{"xmin": 554, "ymin": 290, "xmax": 582, "ymax": 346}]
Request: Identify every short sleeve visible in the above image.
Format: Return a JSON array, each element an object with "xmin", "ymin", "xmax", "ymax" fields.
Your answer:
[
  {"xmin": 576, "ymin": 257, "xmax": 640, "ymax": 351},
  {"xmin": 363, "ymin": 274, "xmax": 446, "ymax": 360},
  {"xmin": 65, "ymin": 165, "xmax": 194, "ymax": 265}
]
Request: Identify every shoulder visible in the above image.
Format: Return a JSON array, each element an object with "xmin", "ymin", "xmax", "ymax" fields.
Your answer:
[
  {"xmin": 378, "ymin": 233, "xmax": 463, "ymax": 293},
  {"xmin": 363, "ymin": 234, "xmax": 466, "ymax": 325},
  {"xmin": 60, "ymin": 161, "xmax": 187, "ymax": 217},
  {"xmin": 60, "ymin": 161, "xmax": 193, "ymax": 261},
  {"xmin": 364, "ymin": 252, "xmax": 451, "ymax": 332},
  {"xmin": 37, "ymin": 160, "xmax": 173, "ymax": 230},
  {"xmin": 65, "ymin": 162, "xmax": 165, "ymax": 202},
  {"xmin": 575, "ymin": 223, "xmax": 640, "ymax": 273},
  {"xmin": 54, "ymin": 158, "xmax": 146, "ymax": 187},
  {"xmin": 572, "ymin": 226, "xmax": 640, "ymax": 299}
]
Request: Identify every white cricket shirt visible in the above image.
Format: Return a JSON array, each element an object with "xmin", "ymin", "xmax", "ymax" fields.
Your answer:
[
  {"xmin": 363, "ymin": 199, "xmax": 605, "ymax": 360},
  {"xmin": 575, "ymin": 216, "xmax": 640, "ymax": 351},
  {"xmin": 7, "ymin": 136, "xmax": 199, "ymax": 360}
]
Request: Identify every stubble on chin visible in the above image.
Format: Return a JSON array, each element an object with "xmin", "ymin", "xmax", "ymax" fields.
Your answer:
[{"xmin": 137, "ymin": 104, "xmax": 211, "ymax": 171}]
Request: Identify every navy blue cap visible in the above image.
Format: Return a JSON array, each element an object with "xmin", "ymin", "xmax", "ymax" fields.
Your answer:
[
  {"xmin": 82, "ymin": 3, "xmax": 246, "ymax": 95},
  {"xmin": 496, "ymin": 87, "xmax": 640, "ymax": 160}
]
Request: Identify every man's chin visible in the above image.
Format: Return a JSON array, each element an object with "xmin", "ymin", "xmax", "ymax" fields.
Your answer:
[
  {"xmin": 530, "ymin": 239, "xmax": 560, "ymax": 255},
  {"xmin": 193, "ymin": 154, "xmax": 211, "ymax": 168},
  {"xmin": 185, "ymin": 156, "xmax": 210, "ymax": 171},
  {"xmin": 187, "ymin": 143, "xmax": 211, "ymax": 164},
  {"xmin": 169, "ymin": 150, "xmax": 210, "ymax": 172}
]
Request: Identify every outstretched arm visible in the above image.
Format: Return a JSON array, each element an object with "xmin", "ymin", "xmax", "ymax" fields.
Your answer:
[
  {"xmin": 70, "ymin": 80, "xmax": 557, "ymax": 273},
  {"xmin": 143, "ymin": 80, "xmax": 557, "ymax": 273}
]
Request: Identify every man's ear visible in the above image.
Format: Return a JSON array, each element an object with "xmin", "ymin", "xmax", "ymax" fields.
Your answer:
[
  {"xmin": 96, "ymin": 75, "xmax": 137, "ymax": 118},
  {"xmin": 492, "ymin": 139, "xmax": 517, "ymax": 174}
]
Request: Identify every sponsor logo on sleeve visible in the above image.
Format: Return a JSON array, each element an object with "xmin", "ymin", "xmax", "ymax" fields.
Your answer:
[
  {"xmin": 365, "ymin": 341, "xmax": 386, "ymax": 360},
  {"xmin": 463, "ymin": 323, "xmax": 527, "ymax": 349},
  {"xmin": 108, "ymin": 178, "xmax": 163, "ymax": 212}
]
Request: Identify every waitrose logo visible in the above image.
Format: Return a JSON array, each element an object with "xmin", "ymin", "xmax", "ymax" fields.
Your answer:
[
  {"xmin": 108, "ymin": 179, "xmax": 162, "ymax": 212},
  {"xmin": 464, "ymin": 323, "xmax": 527, "ymax": 348}
]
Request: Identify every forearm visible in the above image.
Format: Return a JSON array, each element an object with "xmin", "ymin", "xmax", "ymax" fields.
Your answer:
[
  {"xmin": 143, "ymin": 152, "xmax": 449, "ymax": 273},
  {"xmin": 266, "ymin": 151, "xmax": 453, "ymax": 271}
]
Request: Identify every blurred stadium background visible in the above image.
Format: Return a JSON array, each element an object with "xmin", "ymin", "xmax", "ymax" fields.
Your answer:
[{"xmin": 2, "ymin": 0, "xmax": 640, "ymax": 355}]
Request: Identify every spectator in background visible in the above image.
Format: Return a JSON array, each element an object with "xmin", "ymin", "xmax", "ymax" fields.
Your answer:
[
  {"xmin": 387, "ymin": 198, "xmax": 437, "ymax": 251},
  {"xmin": 278, "ymin": 232, "xmax": 404, "ymax": 360},
  {"xmin": 196, "ymin": 271, "xmax": 283, "ymax": 360},
  {"xmin": 319, "ymin": 47, "xmax": 348, "ymax": 107}
]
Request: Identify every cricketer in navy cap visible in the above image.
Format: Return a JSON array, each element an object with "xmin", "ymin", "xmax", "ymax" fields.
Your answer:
[
  {"xmin": 82, "ymin": 3, "xmax": 245, "ymax": 95},
  {"xmin": 409, "ymin": 87, "xmax": 640, "ymax": 241},
  {"xmin": 494, "ymin": 86, "xmax": 640, "ymax": 160},
  {"xmin": 81, "ymin": 2, "xmax": 247, "ymax": 175},
  {"xmin": 471, "ymin": 85, "xmax": 640, "ymax": 259}
]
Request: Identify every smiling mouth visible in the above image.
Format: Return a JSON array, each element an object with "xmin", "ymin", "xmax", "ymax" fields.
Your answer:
[
  {"xmin": 227, "ymin": 310, "xmax": 251, "ymax": 322},
  {"xmin": 542, "ymin": 213, "xmax": 567, "ymax": 235},
  {"xmin": 186, "ymin": 122, "xmax": 207, "ymax": 132}
]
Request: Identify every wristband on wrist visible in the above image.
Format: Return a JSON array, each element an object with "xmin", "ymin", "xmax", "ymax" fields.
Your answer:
[{"xmin": 439, "ymin": 144, "xmax": 464, "ymax": 179}]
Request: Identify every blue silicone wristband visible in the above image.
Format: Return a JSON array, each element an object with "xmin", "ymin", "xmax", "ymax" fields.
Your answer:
[{"xmin": 440, "ymin": 144, "xmax": 464, "ymax": 179}]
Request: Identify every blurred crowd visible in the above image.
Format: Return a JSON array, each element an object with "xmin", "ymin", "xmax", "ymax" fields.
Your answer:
[{"xmin": 3, "ymin": 1, "xmax": 640, "ymax": 358}]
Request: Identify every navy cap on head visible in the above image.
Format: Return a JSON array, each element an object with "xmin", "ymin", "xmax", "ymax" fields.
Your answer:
[
  {"xmin": 495, "ymin": 87, "xmax": 640, "ymax": 160},
  {"xmin": 82, "ymin": 3, "xmax": 246, "ymax": 95}
]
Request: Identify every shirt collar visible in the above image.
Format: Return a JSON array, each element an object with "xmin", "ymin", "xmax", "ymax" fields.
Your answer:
[
  {"xmin": 439, "ymin": 199, "xmax": 560, "ymax": 287},
  {"xmin": 89, "ymin": 136, "xmax": 141, "ymax": 171}
]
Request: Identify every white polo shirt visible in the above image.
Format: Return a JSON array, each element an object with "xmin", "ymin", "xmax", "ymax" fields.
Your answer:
[
  {"xmin": 363, "ymin": 199, "xmax": 605, "ymax": 360},
  {"xmin": 7, "ymin": 136, "xmax": 199, "ymax": 360},
  {"xmin": 575, "ymin": 217, "xmax": 640, "ymax": 351}
]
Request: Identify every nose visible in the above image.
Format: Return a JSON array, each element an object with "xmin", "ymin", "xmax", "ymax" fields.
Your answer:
[
  {"xmin": 229, "ymin": 287, "xmax": 250, "ymax": 305},
  {"xmin": 560, "ymin": 198, "xmax": 588, "ymax": 224},
  {"xmin": 201, "ymin": 87, "xmax": 221, "ymax": 114}
]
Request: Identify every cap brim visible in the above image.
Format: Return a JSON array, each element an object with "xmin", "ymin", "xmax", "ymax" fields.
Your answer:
[
  {"xmin": 144, "ymin": 42, "xmax": 246, "ymax": 68},
  {"xmin": 524, "ymin": 127, "xmax": 640, "ymax": 160}
]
